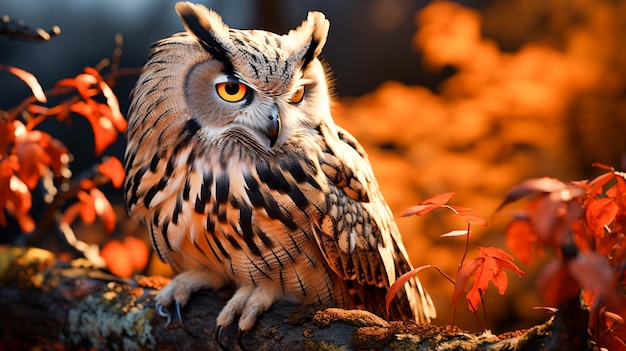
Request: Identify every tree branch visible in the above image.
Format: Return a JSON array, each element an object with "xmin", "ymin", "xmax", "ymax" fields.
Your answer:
[{"xmin": 0, "ymin": 247, "xmax": 591, "ymax": 350}]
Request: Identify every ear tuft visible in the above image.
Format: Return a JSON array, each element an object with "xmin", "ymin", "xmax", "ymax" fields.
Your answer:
[
  {"xmin": 289, "ymin": 11, "xmax": 330, "ymax": 66},
  {"xmin": 175, "ymin": 2, "xmax": 231, "ymax": 61}
]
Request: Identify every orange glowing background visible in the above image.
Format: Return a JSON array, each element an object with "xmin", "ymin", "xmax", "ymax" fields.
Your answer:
[{"xmin": 334, "ymin": 0, "xmax": 626, "ymax": 332}]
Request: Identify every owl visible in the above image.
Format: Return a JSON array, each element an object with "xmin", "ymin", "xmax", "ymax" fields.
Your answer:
[{"xmin": 124, "ymin": 1, "xmax": 436, "ymax": 340}]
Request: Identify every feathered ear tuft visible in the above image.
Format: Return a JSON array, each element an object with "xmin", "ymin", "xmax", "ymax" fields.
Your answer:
[
  {"xmin": 288, "ymin": 11, "xmax": 330, "ymax": 66},
  {"xmin": 175, "ymin": 2, "xmax": 231, "ymax": 62}
]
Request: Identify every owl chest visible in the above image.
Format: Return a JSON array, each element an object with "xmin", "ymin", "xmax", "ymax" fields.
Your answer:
[
  {"xmin": 147, "ymin": 160, "xmax": 330, "ymax": 296},
  {"xmin": 168, "ymin": 198, "xmax": 336, "ymax": 303}
]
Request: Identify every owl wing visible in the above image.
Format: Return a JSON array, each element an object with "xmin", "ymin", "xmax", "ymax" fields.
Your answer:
[{"xmin": 312, "ymin": 121, "xmax": 435, "ymax": 322}]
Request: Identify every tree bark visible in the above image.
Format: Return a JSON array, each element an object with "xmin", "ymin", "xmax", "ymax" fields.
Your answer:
[{"xmin": 0, "ymin": 247, "xmax": 591, "ymax": 350}]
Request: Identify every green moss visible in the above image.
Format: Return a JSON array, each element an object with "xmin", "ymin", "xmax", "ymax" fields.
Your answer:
[
  {"xmin": 303, "ymin": 340, "xmax": 347, "ymax": 351},
  {"xmin": 62, "ymin": 283, "xmax": 156, "ymax": 350}
]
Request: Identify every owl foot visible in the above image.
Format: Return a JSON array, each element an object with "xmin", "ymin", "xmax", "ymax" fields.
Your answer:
[
  {"xmin": 155, "ymin": 270, "xmax": 226, "ymax": 335},
  {"xmin": 214, "ymin": 285, "xmax": 280, "ymax": 348}
]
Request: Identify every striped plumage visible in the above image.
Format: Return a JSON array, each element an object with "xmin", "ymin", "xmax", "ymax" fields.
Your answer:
[{"xmin": 124, "ymin": 1, "xmax": 435, "ymax": 333}]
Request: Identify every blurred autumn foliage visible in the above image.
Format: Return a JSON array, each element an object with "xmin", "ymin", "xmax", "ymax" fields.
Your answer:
[
  {"xmin": 334, "ymin": 0, "xmax": 626, "ymax": 332},
  {"xmin": 1, "ymin": 0, "xmax": 625, "ymax": 343},
  {"xmin": 0, "ymin": 41, "xmax": 146, "ymax": 277},
  {"xmin": 499, "ymin": 167, "xmax": 626, "ymax": 348}
]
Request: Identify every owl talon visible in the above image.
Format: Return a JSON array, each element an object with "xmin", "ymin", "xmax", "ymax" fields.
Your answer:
[
  {"xmin": 175, "ymin": 301, "xmax": 185, "ymax": 327},
  {"xmin": 171, "ymin": 300, "xmax": 198, "ymax": 338},
  {"xmin": 156, "ymin": 302, "xmax": 172, "ymax": 326},
  {"xmin": 215, "ymin": 326, "xmax": 226, "ymax": 350},
  {"xmin": 237, "ymin": 329, "xmax": 246, "ymax": 350}
]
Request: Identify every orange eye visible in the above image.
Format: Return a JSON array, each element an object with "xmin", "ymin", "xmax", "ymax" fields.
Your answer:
[
  {"xmin": 289, "ymin": 87, "xmax": 305, "ymax": 104},
  {"xmin": 216, "ymin": 82, "xmax": 248, "ymax": 102}
]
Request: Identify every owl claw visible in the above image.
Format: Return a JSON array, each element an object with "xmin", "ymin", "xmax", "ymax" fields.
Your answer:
[
  {"xmin": 174, "ymin": 301, "xmax": 185, "ymax": 328},
  {"xmin": 215, "ymin": 326, "xmax": 226, "ymax": 350},
  {"xmin": 156, "ymin": 301, "xmax": 196, "ymax": 337},
  {"xmin": 237, "ymin": 329, "xmax": 246, "ymax": 350},
  {"xmin": 156, "ymin": 302, "xmax": 172, "ymax": 326}
]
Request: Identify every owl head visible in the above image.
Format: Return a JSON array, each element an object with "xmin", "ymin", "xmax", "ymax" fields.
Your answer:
[{"xmin": 128, "ymin": 2, "xmax": 332, "ymax": 154}]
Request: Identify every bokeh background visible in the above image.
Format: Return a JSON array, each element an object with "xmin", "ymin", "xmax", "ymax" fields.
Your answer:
[{"xmin": 2, "ymin": 0, "xmax": 625, "ymax": 334}]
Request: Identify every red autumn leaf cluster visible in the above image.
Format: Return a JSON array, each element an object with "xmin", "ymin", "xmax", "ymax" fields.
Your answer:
[
  {"xmin": 500, "ymin": 168, "xmax": 626, "ymax": 347},
  {"xmin": 388, "ymin": 192, "xmax": 522, "ymax": 325},
  {"xmin": 60, "ymin": 156, "xmax": 125, "ymax": 234},
  {"xmin": 1, "ymin": 64, "xmax": 126, "ymax": 236}
]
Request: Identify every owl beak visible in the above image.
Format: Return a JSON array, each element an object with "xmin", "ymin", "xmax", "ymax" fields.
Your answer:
[{"xmin": 267, "ymin": 105, "xmax": 280, "ymax": 147}]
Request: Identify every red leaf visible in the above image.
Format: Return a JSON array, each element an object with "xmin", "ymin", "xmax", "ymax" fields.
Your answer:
[
  {"xmin": 423, "ymin": 192, "xmax": 456, "ymax": 205},
  {"xmin": 1, "ymin": 64, "xmax": 47, "ymax": 103},
  {"xmin": 401, "ymin": 203, "xmax": 441, "ymax": 217},
  {"xmin": 497, "ymin": 177, "xmax": 568, "ymax": 211},
  {"xmin": 77, "ymin": 190, "xmax": 96, "ymax": 224},
  {"xmin": 451, "ymin": 258, "xmax": 482, "ymax": 310},
  {"xmin": 0, "ymin": 156, "xmax": 34, "ymax": 232},
  {"xmin": 505, "ymin": 218, "xmax": 539, "ymax": 265},
  {"xmin": 84, "ymin": 67, "xmax": 127, "ymax": 132},
  {"xmin": 0, "ymin": 122, "xmax": 15, "ymax": 154},
  {"xmin": 56, "ymin": 73, "xmax": 99, "ymax": 99},
  {"xmin": 69, "ymin": 100, "xmax": 118, "ymax": 155},
  {"xmin": 97, "ymin": 157, "xmax": 125, "ymax": 188},
  {"xmin": 386, "ymin": 265, "xmax": 442, "ymax": 314},
  {"xmin": 536, "ymin": 259, "xmax": 580, "ymax": 307},
  {"xmin": 12, "ymin": 121, "xmax": 69, "ymax": 189},
  {"xmin": 61, "ymin": 189, "xmax": 117, "ymax": 234},
  {"xmin": 90, "ymin": 188, "xmax": 116, "ymax": 233},
  {"xmin": 480, "ymin": 247, "xmax": 526, "ymax": 277},
  {"xmin": 569, "ymin": 251, "xmax": 616, "ymax": 310},
  {"xmin": 585, "ymin": 197, "xmax": 619, "ymax": 238},
  {"xmin": 401, "ymin": 192, "xmax": 456, "ymax": 217},
  {"xmin": 458, "ymin": 212, "xmax": 488, "ymax": 226}
]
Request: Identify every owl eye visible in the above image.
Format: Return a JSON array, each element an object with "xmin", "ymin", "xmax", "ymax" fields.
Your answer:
[
  {"xmin": 289, "ymin": 87, "xmax": 305, "ymax": 104},
  {"xmin": 216, "ymin": 82, "xmax": 249, "ymax": 102}
]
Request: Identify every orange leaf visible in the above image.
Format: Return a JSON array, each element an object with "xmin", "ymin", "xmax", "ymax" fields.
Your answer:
[
  {"xmin": 69, "ymin": 100, "xmax": 118, "ymax": 155},
  {"xmin": 84, "ymin": 67, "xmax": 126, "ymax": 132},
  {"xmin": 123, "ymin": 236, "xmax": 149, "ymax": 272},
  {"xmin": 90, "ymin": 188, "xmax": 116, "ymax": 233},
  {"xmin": 100, "ymin": 240, "xmax": 133, "ymax": 278},
  {"xmin": 97, "ymin": 157, "xmax": 125, "ymax": 188},
  {"xmin": 1, "ymin": 64, "xmax": 47, "ymax": 102},
  {"xmin": 56, "ymin": 73, "xmax": 99, "ymax": 99}
]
